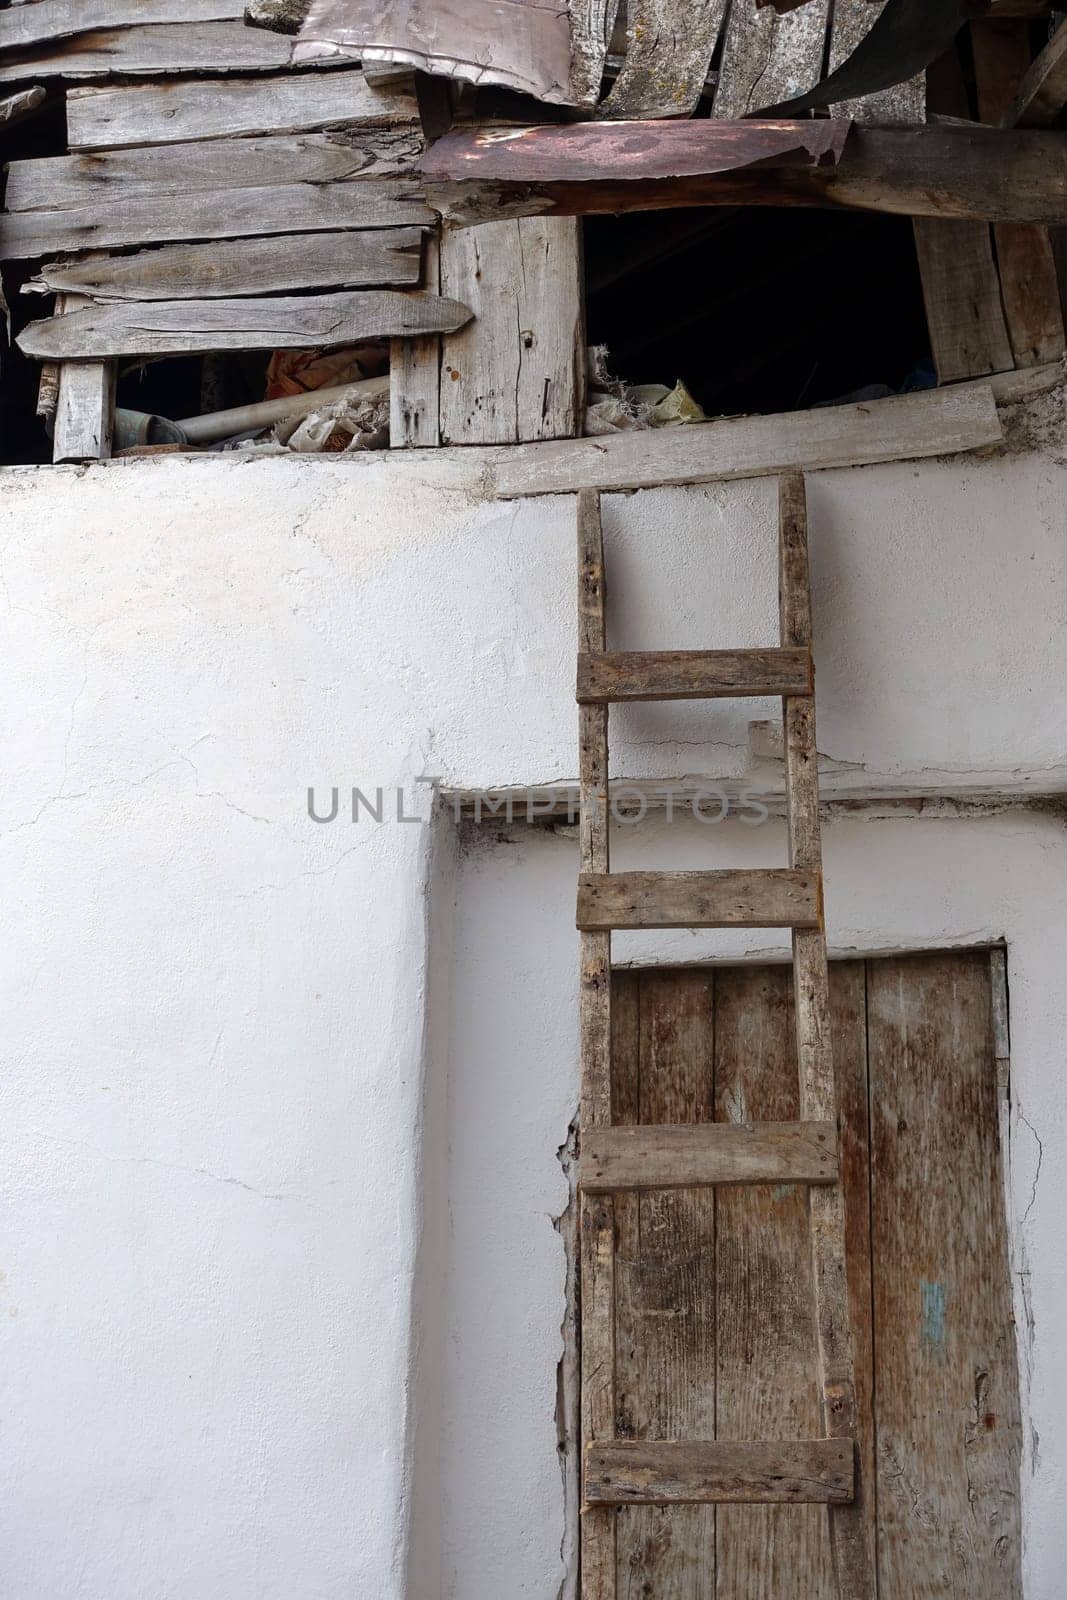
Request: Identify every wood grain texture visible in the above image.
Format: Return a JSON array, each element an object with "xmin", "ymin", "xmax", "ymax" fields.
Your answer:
[
  {"xmin": 494, "ymin": 386, "xmax": 1003, "ymax": 498},
  {"xmin": 0, "ymin": 20, "xmax": 312, "ymax": 82},
  {"xmin": 0, "ymin": 85, "xmax": 45, "ymax": 129},
  {"xmin": 828, "ymin": 0, "xmax": 925, "ymax": 125},
  {"xmin": 30, "ymin": 228, "xmax": 426, "ymax": 300},
  {"xmin": 913, "ymin": 217, "xmax": 1014, "ymax": 381},
  {"xmin": 576, "ymin": 648, "xmax": 812, "ymax": 705},
  {"xmin": 578, "ymin": 488, "xmax": 616, "ymax": 1600},
  {"xmin": 587, "ymin": 1439, "xmax": 854, "ymax": 1506},
  {"xmin": 52, "ymin": 300, "xmax": 114, "ymax": 463},
  {"xmin": 611, "ymin": 970, "xmax": 717, "ymax": 1596},
  {"xmin": 5, "ymin": 129, "xmax": 423, "ymax": 211},
  {"xmin": 713, "ymin": 0, "xmax": 831, "ymax": 119},
  {"xmin": 424, "ymin": 125, "xmax": 1067, "ymax": 228},
  {"xmin": 66, "ymin": 70, "xmax": 417, "ymax": 150},
  {"xmin": 973, "ymin": 18, "xmax": 1066, "ymax": 368},
  {"xmin": 779, "ymin": 472, "xmax": 874, "ymax": 1597},
  {"xmin": 577, "ymin": 870, "xmax": 821, "ymax": 932},
  {"xmin": 439, "ymin": 217, "xmax": 583, "ymax": 445},
  {"xmin": 2, "ymin": 178, "xmax": 432, "ymax": 260},
  {"xmin": 0, "ymin": 1, "xmax": 244, "ymax": 53},
  {"xmin": 867, "ymin": 953, "xmax": 1022, "ymax": 1600},
  {"xmin": 568, "ymin": 0, "xmax": 621, "ymax": 105},
  {"xmin": 18, "ymin": 290, "xmax": 472, "ymax": 360},
  {"xmin": 599, "ymin": 0, "xmax": 729, "ymax": 118},
  {"xmin": 714, "ymin": 964, "xmax": 836, "ymax": 1593},
  {"xmin": 390, "ymin": 230, "xmax": 440, "ymax": 447},
  {"xmin": 1007, "ymin": 15, "xmax": 1067, "ymax": 125},
  {"xmin": 582, "ymin": 1121, "xmax": 838, "ymax": 1191}
]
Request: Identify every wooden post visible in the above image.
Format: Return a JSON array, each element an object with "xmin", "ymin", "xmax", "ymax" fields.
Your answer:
[{"xmin": 51, "ymin": 297, "xmax": 115, "ymax": 464}]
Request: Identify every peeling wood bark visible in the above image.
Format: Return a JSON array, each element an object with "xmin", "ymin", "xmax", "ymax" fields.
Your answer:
[
  {"xmin": 1, "ymin": 179, "xmax": 432, "ymax": 259},
  {"xmin": 18, "ymin": 290, "xmax": 472, "ymax": 360},
  {"xmin": 5, "ymin": 130, "xmax": 422, "ymax": 211},
  {"xmin": 713, "ymin": 0, "xmax": 831, "ymax": 119},
  {"xmin": 599, "ymin": 0, "xmax": 729, "ymax": 119},
  {"xmin": 66, "ymin": 70, "xmax": 418, "ymax": 150},
  {"xmin": 29, "ymin": 228, "xmax": 426, "ymax": 301},
  {"xmin": 419, "ymin": 124, "xmax": 1067, "ymax": 227}
]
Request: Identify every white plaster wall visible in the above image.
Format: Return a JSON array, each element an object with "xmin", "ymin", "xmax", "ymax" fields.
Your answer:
[{"xmin": 0, "ymin": 439, "xmax": 1064, "ymax": 1598}]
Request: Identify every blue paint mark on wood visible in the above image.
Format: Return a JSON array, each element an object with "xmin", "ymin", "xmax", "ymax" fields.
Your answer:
[{"xmin": 921, "ymin": 1279, "xmax": 947, "ymax": 1354}]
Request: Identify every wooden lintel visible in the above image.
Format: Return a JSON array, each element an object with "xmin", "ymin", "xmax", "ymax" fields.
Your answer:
[{"xmin": 421, "ymin": 123, "xmax": 1067, "ymax": 227}]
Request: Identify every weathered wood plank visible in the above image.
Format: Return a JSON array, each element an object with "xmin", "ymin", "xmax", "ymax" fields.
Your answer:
[
  {"xmin": 568, "ymin": 0, "xmax": 621, "ymax": 106},
  {"xmin": 0, "ymin": 1, "xmax": 244, "ymax": 53},
  {"xmin": 577, "ymin": 488, "xmax": 616, "ymax": 1600},
  {"xmin": 973, "ymin": 18, "xmax": 1066, "ymax": 368},
  {"xmin": 50, "ymin": 293, "xmax": 115, "ymax": 464},
  {"xmin": 713, "ymin": 0, "xmax": 831, "ymax": 119},
  {"xmin": 714, "ymin": 963, "xmax": 837, "ymax": 1597},
  {"xmin": 1, "ymin": 180, "xmax": 432, "ymax": 260},
  {"xmin": 1007, "ymin": 16, "xmax": 1067, "ymax": 125},
  {"xmin": 828, "ymin": 0, "xmax": 925, "ymax": 125},
  {"xmin": 495, "ymin": 386, "xmax": 1002, "ymax": 499},
  {"xmin": 577, "ymin": 870, "xmax": 821, "ymax": 932},
  {"xmin": 390, "ymin": 230, "xmax": 440, "ymax": 448},
  {"xmin": 587, "ymin": 1440, "xmax": 853, "ymax": 1506},
  {"xmin": 779, "ymin": 471, "xmax": 874, "ymax": 1597},
  {"xmin": 18, "ymin": 290, "xmax": 471, "ymax": 360},
  {"xmin": 867, "ymin": 953, "xmax": 1022, "ymax": 1600},
  {"xmin": 913, "ymin": 217, "xmax": 1014, "ymax": 381},
  {"xmin": 297, "ymin": 0, "xmax": 576, "ymax": 101},
  {"xmin": 30, "ymin": 228, "xmax": 424, "ymax": 301},
  {"xmin": 582, "ymin": 1121, "xmax": 838, "ymax": 1191},
  {"xmin": 67, "ymin": 70, "xmax": 417, "ymax": 150},
  {"xmin": 421, "ymin": 123, "xmax": 1067, "ymax": 228},
  {"xmin": 0, "ymin": 20, "xmax": 322, "ymax": 82},
  {"xmin": 600, "ymin": 0, "xmax": 729, "ymax": 118},
  {"xmin": 4, "ymin": 130, "xmax": 422, "ymax": 211},
  {"xmin": 438, "ymin": 217, "xmax": 583, "ymax": 445},
  {"xmin": 576, "ymin": 647, "xmax": 812, "ymax": 705},
  {"xmin": 611, "ymin": 970, "xmax": 716, "ymax": 1597}
]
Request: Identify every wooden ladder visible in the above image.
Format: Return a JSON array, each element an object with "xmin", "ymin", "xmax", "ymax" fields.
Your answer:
[{"xmin": 576, "ymin": 475, "xmax": 873, "ymax": 1600}]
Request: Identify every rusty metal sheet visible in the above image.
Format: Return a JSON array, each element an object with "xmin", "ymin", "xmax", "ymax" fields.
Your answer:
[
  {"xmin": 418, "ymin": 118, "xmax": 850, "ymax": 184},
  {"xmin": 293, "ymin": 0, "xmax": 577, "ymax": 104}
]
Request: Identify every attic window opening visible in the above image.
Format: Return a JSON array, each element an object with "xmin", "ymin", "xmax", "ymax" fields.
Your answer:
[{"xmin": 583, "ymin": 206, "xmax": 936, "ymax": 425}]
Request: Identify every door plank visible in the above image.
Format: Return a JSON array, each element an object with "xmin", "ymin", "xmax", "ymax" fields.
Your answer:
[
  {"xmin": 714, "ymin": 964, "xmax": 836, "ymax": 1600},
  {"xmin": 612, "ymin": 970, "xmax": 717, "ymax": 1599},
  {"xmin": 867, "ymin": 951, "xmax": 1022, "ymax": 1600}
]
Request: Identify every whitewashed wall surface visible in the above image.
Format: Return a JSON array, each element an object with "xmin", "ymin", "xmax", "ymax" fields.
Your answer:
[{"xmin": 1, "ymin": 437, "xmax": 1065, "ymax": 1599}]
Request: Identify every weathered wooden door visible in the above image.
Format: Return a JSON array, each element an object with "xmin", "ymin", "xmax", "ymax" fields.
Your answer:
[{"xmin": 608, "ymin": 949, "xmax": 1021, "ymax": 1599}]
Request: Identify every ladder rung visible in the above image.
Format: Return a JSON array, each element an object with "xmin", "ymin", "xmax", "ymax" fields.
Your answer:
[
  {"xmin": 585, "ymin": 1439, "xmax": 854, "ymax": 1507},
  {"xmin": 581, "ymin": 1121, "xmax": 838, "ymax": 1191},
  {"xmin": 577, "ymin": 647, "xmax": 812, "ymax": 704},
  {"xmin": 576, "ymin": 869, "xmax": 821, "ymax": 931}
]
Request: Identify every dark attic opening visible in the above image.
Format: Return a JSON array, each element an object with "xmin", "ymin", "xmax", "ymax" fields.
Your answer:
[{"xmin": 583, "ymin": 206, "xmax": 934, "ymax": 422}]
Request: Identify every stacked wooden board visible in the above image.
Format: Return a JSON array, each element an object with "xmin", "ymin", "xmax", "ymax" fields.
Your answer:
[{"xmin": 0, "ymin": 11, "xmax": 471, "ymax": 460}]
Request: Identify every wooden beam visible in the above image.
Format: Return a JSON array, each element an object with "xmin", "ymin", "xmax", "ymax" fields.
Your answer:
[
  {"xmin": 4, "ymin": 130, "xmax": 422, "ymax": 211},
  {"xmin": 576, "ymin": 869, "xmax": 821, "ymax": 932},
  {"xmin": 18, "ymin": 290, "xmax": 472, "ymax": 360},
  {"xmin": 438, "ymin": 217, "xmax": 583, "ymax": 445},
  {"xmin": 29, "ymin": 228, "xmax": 426, "ymax": 301},
  {"xmin": 66, "ymin": 70, "xmax": 418, "ymax": 150},
  {"xmin": 1007, "ymin": 17, "xmax": 1067, "ymax": 126},
  {"xmin": 420, "ymin": 123, "xmax": 1067, "ymax": 227},
  {"xmin": 913, "ymin": 217, "xmax": 1013, "ymax": 381},
  {"xmin": 0, "ymin": 1, "xmax": 243, "ymax": 52},
  {"xmin": 493, "ymin": 385, "xmax": 1002, "ymax": 498},
  {"xmin": 1, "ymin": 180, "xmax": 433, "ymax": 259},
  {"xmin": 581, "ymin": 1122, "xmax": 839, "ymax": 1190},
  {"xmin": 584, "ymin": 1440, "xmax": 855, "ymax": 1506}
]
